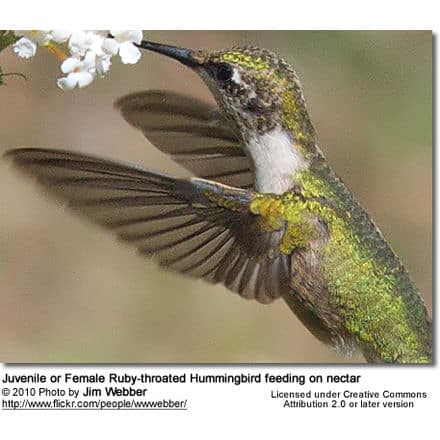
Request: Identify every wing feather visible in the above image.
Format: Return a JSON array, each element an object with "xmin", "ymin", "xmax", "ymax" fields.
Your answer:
[
  {"xmin": 116, "ymin": 90, "xmax": 254, "ymax": 189},
  {"xmin": 5, "ymin": 147, "xmax": 290, "ymax": 304}
]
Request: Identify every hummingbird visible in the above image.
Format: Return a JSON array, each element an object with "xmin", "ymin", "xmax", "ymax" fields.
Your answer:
[{"xmin": 5, "ymin": 39, "xmax": 432, "ymax": 363}]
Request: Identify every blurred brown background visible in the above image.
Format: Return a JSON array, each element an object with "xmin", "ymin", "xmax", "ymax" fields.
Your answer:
[{"xmin": 0, "ymin": 31, "xmax": 432, "ymax": 363}]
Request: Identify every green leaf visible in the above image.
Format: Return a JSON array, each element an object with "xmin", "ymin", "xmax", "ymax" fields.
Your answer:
[{"xmin": 0, "ymin": 30, "xmax": 18, "ymax": 53}]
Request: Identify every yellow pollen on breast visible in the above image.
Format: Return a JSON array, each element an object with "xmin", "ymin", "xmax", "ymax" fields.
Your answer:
[{"xmin": 250, "ymin": 194, "xmax": 319, "ymax": 254}]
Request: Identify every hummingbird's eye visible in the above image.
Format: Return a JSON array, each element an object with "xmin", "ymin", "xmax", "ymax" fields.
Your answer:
[{"xmin": 215, "ymin": 63, "xmax": 233, "ymax": 82}]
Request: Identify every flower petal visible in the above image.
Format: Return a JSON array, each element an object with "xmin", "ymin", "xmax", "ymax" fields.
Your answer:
[
  {"xmin": 77, "ymin": 72, "xmax": 94, "ymax": 88},
  {"xmin": 60, "ymin": 57, "xmax": 81, "ymax": 74},
  {"xmin": 102, "ymin": 38, "xmax": 119, "ymax": 56},
  {"xmin": 57, "ymin": 73, "xmax": 79, "ymax": 90},
  {"xmin": 82, "ymin": 51, "xmax": 97, "ymax": 71},
  {"xmin": 127, "ymin": 30, "xmax": 143, "ymax": 44},
  {"xmin": 13, "ymin": 38, "xmax": 37, "ymax": 58},
  {"xmin": 89, "ymin": 33, "xmax": 106, "ymax": 56},
  {"xmin": 68, "ymin": 31, "xmax": 93, "ymax": 56},
  {"xmin": 118, "ymin": 42, "xmax": 141, "ymax": 64},
  {"xmin": 52, "ymin": 30, "xmax": 72, "ymax": 43}
]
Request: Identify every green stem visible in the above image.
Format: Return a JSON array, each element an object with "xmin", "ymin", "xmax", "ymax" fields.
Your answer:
[{"xmin": 0, "ymin": 31, "xmax": 19, "ymax": 86}]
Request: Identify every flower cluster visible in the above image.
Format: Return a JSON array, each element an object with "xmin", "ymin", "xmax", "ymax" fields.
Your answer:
[{"xmin": 12, "ymin": 30, "xmax": 143, "ymax": 90}]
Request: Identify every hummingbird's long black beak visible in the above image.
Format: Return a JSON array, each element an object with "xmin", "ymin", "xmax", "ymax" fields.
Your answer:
[{"xmin": 137, "ymin": 40, "xmax": 201, "ymax": 68}]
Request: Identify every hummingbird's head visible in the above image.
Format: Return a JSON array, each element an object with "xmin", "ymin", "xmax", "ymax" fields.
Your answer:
[{"xmin": 138, "ymin": 40, "xmax": 316, "ymax": 145}]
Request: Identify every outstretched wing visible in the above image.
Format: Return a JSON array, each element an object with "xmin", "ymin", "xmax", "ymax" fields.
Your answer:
[
  {"xmin": 115, "ymin": 91, "xmax": 254, "ymax": 190},
  {"xmin": 5, "ymin": 148, "xmax": 290, "ymax": 304}
]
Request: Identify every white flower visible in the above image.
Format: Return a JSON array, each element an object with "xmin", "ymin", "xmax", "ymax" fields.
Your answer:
[
  {"xmin": 68, "ymin": 31, "xmax": 95, "ymax": 57},
  {"xmin": 67, "ymin": 32, "xmax": 112, "ymax": 75},
  {"xmin": 86, "ymin": 33, "xmax": 112, "ymax": 76},
  {"xmin": 14, "ymin": 30, "xmax": 52, "ymax": 46},
  {"xmin": 57, "ymin": 52, "xmax": 96, "ymax": 90},
  {"xmin": 103, "ymin": 30, "xmax": 143, "ymax": 64},
  {"xmin": 13, "ymin": 30, "xmax": 52, "ymax": 58},
  {"xmin": 52, "ymin": 30, "xmax": 72, "ymax": 43},
  {"xmin": 10, "ymin": 29, "xmax": 145, "ymax": 89},
  {"xmin": 13, "ymin": 37, "xmax": 37, "ymax": 58}
]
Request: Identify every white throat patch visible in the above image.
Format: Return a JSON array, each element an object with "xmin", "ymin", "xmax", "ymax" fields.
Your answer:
[{"xmin": 245, "ymin": 126, "xmax": 308, "ymax": 194}]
